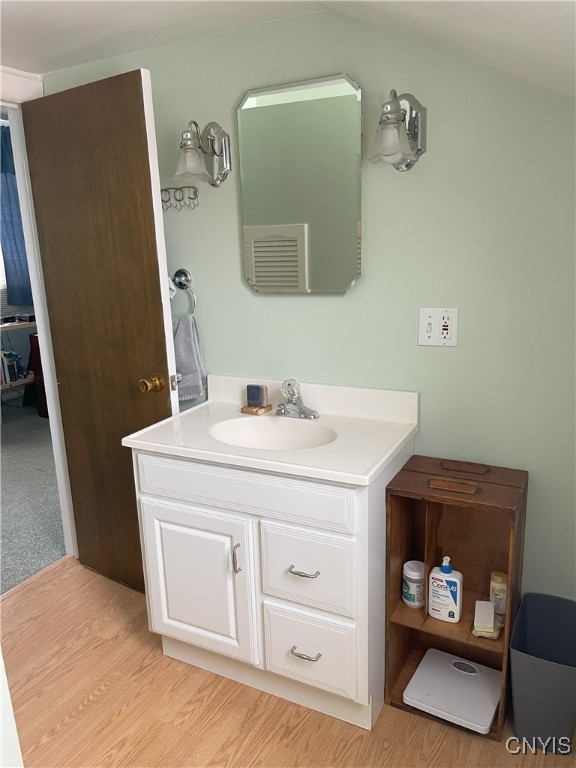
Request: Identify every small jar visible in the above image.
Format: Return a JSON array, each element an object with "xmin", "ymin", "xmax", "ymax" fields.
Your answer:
[
  {"xmin": 402, "ymin": 560, "xmax": 425, "ymax": 609},
  {"xmin": 490, "ymin": 571, "xmax": 508, "ymax": 615}
]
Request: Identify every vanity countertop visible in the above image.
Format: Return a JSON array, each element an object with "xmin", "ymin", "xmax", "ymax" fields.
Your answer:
[{"xmin": 122, "ymin": 375, "xmax": 419, "ymax": 486}]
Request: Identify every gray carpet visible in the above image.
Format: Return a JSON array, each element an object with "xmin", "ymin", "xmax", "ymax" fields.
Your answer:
[{"xmin": 1, "ymin": 399, "xmax": 65, "ymax": 594}]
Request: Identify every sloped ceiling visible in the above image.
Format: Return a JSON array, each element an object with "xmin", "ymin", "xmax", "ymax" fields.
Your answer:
[
  {"xmin": 324, "ymin": 1, "xmax": 575, "ymax": 96},
  {"xmin": 0, "ymin": 1, "xmax": 574, "ymax": 96}
]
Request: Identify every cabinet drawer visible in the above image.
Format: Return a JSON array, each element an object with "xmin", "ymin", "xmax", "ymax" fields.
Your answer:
[
  {"xmin": 138, "ymin": 454, "xmax": 356, "ymax": 533},
  {"xmin": 264, "ymin": 602, "xmax": 357, "ymax": 700},
  {"xmin": 261, "ymin": 522, "xmax": 355, "ymax": 617}
]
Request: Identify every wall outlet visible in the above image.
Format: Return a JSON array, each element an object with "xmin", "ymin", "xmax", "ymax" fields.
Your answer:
[{"xmin": 418, "ymin": 308, "xmax": 459, "ymax": 346}]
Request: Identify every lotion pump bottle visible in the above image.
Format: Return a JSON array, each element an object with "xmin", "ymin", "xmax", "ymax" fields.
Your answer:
[{"xmin": 428, "ymin": 556, "xmax": 463, "ymax": 623}]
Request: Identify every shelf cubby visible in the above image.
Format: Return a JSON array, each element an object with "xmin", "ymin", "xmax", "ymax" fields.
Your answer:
[{"xmin": 385, "ymin": 455, "xmax": 528, "ymax": 741}]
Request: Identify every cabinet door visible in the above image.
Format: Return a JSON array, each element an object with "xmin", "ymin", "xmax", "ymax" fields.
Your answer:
[{"xmin": 140, "ymin": 498, "xmax": 258, "ymax": 664}]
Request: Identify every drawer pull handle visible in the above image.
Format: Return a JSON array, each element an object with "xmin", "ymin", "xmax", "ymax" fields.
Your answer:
[
  {"xmin": 288, "ymin": 564, "xmax": 320, "ymax": 579},
  {"xmin": 232, "ymin": 543, "xmax": 243, "ymax": 574},
  {"xmin": 290, "ymin": 645, "xmax": 322, "ymax": 662}
]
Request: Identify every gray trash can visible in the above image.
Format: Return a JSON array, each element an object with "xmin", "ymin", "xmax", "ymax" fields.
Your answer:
[{"xmin": 510, "ymin": 592, "xmax": 576, "ymax": 753}]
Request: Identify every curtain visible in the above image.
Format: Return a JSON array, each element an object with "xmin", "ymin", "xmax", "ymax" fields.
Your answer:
[{"xmin": 1, "ymin": 126, "xmax": 32, "ymax": 306}]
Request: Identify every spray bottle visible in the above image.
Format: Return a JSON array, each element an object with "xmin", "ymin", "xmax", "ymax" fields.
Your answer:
[{"xmin": 428, "ymin": 556, "xmax": 463, "ymax": 623}]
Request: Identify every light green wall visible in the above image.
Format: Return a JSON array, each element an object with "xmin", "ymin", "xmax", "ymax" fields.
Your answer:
[{"xmin": 44, "ymin": 11, "xmax": 575, "ymax": 599}]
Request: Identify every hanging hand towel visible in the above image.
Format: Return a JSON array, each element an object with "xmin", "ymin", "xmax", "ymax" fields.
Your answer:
[{"xmin": 173, "ymin": 312, "xmax": 207, "ymax": 401}]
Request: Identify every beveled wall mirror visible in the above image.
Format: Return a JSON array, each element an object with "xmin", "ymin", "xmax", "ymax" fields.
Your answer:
[{"xmin": 237, "ymin": 74, "xmax": 362, "ymax": 294}]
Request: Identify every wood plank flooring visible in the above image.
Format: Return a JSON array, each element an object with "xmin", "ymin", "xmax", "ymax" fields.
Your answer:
[{"xmin": 1, "ymin": 557, "xmax": 571, "ymax": 767}]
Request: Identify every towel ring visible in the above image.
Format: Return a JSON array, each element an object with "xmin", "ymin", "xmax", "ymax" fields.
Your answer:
[{"xmin": 173, "ymin": 268, "xmax": 197, "ymax": 315}]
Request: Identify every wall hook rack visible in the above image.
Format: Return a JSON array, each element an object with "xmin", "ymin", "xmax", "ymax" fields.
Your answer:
[{"xmin": 161, "ymin": 186, "xmax": 199, "ymax": 212}]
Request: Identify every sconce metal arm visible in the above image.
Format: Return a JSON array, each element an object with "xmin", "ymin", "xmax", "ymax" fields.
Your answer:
[{"xmin": 182, "ymin": 120, "xmax": 225, "ymax": 157}]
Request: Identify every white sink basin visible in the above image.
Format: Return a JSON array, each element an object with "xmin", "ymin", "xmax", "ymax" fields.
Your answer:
[{"xmin": 209, "ymin": 416, "xmax": 337, "ymax": 451}]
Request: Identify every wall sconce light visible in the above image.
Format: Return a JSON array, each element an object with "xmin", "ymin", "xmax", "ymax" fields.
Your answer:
[
  {"xmin": 174, "ymin": 120, "xmax": 231, "ymax": 187},
  {"xmin": 370, "ymin": 90, "xmax": 427, "ymax": 172}
]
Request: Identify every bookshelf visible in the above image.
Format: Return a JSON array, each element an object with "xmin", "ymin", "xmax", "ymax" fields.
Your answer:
[
  {"xmin": 0, "ymin": 321, "xmax": 36, "ymax": 331},
  {"xmin": 1, "ymin": 322, "xmax": 37, "ymax": 394},
  {"xmin": 1, "ymin": 373, "xmax": 34, "ymax": 392}
]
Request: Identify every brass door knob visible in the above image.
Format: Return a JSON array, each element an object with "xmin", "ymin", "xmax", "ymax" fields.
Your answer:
[{"xmin": 138, "ymin": 374, "xmax": 165, "ymax": 394}]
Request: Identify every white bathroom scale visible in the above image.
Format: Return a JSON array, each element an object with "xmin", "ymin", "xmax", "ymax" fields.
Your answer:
[{"xmin": 403, "ymin": 648, "xmax": 501, "ymax": 734}]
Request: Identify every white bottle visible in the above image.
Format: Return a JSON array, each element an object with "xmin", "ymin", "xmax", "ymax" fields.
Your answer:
[
  {"xmin": 428, "ymin": 556, "xmax": 463, "ymax": 623},
  {"xmin": 402, "ymin": 560, "xmax": 425, "ymax": 609}
]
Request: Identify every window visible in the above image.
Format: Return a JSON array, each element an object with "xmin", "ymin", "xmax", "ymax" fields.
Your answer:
[{"xmin": 1, "ymin": 118, "xmax": 33, "ymax": 316}]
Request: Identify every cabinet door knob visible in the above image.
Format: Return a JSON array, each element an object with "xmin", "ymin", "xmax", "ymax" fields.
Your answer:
[
  {"xmin": 288, "ymin": 564, "xmax": 320, "ymax": 579},
  {"xmin": 290, "ymin": 645, "xmax": 322, "ymax": 662},
  {"xmin": 232, "ymin": 542, "xmax": 243, "ymax": 574},
  {"xmin": 138, "ymin": 374, "xmax": 166, "ymax": 394}
]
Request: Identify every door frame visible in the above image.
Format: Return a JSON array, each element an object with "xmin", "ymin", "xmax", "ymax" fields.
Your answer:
[
  {"xmin": 2, "ymin": 70, "xmax": 77, "ymax": 556},
  {"xmin": 2, "ymin": 67, "xmax": 179, "ymax": 560}
]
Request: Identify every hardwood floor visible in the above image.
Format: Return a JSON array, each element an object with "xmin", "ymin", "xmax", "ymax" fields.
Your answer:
[{"xmin": 1, "ymin": 557, "xmax": 570, "ymax": 768}]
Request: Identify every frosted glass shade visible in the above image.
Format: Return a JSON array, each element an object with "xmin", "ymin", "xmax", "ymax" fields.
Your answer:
[
  {"xmin": 174, "ymin": 147, "xmax": 209, "ymax": 181},
  {"xmin": 370, "ymin": 123, "xmax": 415, "ymax": 166}
]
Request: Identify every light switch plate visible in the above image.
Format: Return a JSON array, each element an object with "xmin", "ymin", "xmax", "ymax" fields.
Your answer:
[{"xmin": 418, "ymin": 308, "xmax": 459, "ymax": 346}]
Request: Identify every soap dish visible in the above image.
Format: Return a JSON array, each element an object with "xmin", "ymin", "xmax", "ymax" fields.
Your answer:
[{"xmin": 240, "ymin": 404, "xmax": 273, "ymax": 416}]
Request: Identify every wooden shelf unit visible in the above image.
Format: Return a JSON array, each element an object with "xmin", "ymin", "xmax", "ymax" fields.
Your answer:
[
  {"xmin": 1, "ymin": 323, "xmax": 37, "ymax": 393},
  {"xmin": 0, "ymin": 321, "xmax": 36, "ymax": 332},
  {"xmin": 385, "ymin": 455, "xmax": 528, "ymax": 740},
  {"xmin": 1, "ymin": 372, "xmax": 35, "ymax": 392}
]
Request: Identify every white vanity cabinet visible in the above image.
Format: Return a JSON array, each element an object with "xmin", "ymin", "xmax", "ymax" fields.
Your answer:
[
  {"xmin": 123, "ymin": 374, "xmax": 419, "ymax": 729},
  {"xmin": 130, "ymin": 448, "xmax": 408, "ymax": 729}
]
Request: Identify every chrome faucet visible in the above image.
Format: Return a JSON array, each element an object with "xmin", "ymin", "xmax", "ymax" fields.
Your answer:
[{"xmin": 276, "ymin": 379, "xmax": 319, "ymax": 419}]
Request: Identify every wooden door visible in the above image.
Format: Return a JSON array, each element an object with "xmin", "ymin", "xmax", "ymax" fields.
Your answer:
[
  {"xmin": 21, "ymin": 71, "xmax": 177, "ymax": 591},
  {"xmin": 140, "ymin": 498, "xmax": 259, "ymax": 664}
]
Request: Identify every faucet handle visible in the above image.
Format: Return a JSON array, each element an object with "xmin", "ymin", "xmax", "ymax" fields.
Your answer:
[
  {"xmin": 281, "ymin": 378, "xmax": 301, "ymax": 402},
  {"xmin": 278, "ymin": 378, "xmax": 319, "ymax": 419}
]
